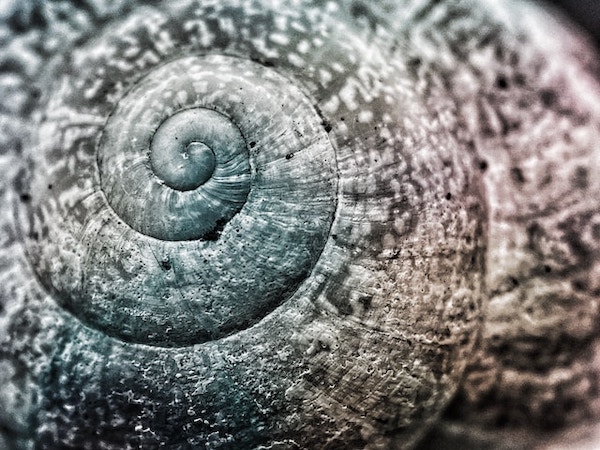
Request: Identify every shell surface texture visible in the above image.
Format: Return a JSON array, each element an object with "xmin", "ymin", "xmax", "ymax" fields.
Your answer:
[{"xmin": 0, "ymin": 0, "xmax": 599, "ymax": 449}]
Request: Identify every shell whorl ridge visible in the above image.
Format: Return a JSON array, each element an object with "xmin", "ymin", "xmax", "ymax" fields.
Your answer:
[
  {"xmin": 0, "ymin": 1, "xmax": 599, "ymax": 449},
  {"xmin": 27, "ymin": 53, "xmax": 340, "ymax": 346}
]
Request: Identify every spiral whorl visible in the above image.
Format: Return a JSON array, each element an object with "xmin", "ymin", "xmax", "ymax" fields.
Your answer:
[
  {"xmin": 24, "ymin": 53, "xmax": 340, "ymax": 347},
  {"xmin": 102, "ymin": 95, "xmax": 251, "ymax": 241},
  {"xmin": 148, "ymin": 110, "xmax": 221, "ymax": 192},
  {"xmin": 0, "ymin": 1, "xmax": 487, "ymax": 446},
  {"xmin": 4, "ymin": 0, "xmax": 598, "ymax": 449}
]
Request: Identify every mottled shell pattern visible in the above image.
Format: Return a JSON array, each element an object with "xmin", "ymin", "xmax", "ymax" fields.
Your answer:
[{"xmin": 0, "ymin": 0, "xmax": 599, "ymax": 449}]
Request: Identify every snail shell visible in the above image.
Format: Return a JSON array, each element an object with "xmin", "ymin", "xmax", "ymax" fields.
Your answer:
[{"xmin": 0, "ymin": 0, "xmax": 598, "ymax": 449}]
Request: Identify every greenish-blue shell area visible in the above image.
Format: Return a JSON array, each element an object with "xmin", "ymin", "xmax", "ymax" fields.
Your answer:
[{"xmin": 0, "ymin": 0, "xmax": 513, "ymax": 449}]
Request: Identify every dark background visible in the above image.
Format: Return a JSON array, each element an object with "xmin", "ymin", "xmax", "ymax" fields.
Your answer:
[{"xmin": 547, "ymin": 0, "xmax": 600, "ymax": 51}]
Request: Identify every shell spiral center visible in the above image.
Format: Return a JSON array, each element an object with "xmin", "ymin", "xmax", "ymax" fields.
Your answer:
[
  {"xmin": 150, "ymin": 109, "xmax": 225, "ymax": 192},
  {"xmin": 25, "ymin": 55, "xmax": 339, "ymax": 346}
]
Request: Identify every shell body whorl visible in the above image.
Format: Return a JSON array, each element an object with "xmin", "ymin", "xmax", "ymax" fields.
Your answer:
[
  {"xmin": 1, "ymin": 0, "xmax": 599, "ymax": 449},
  {"xmin": 2, "ymin": 1, "xmax": 486, "ymax": 447}
]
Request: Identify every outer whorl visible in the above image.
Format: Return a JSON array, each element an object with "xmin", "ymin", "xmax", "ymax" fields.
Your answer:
[{"xmin": 0, "ymin": 1, "xmax": 599, "ymax": 450}]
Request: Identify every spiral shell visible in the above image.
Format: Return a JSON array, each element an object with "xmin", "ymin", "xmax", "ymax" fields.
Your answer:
[
  {"xmin": 1, "ymin": 0, "xmax": 599, "ymax": 449},
  {"xmin": 26, "ymin": 52, "xmax": 340, "ymax": 347}
]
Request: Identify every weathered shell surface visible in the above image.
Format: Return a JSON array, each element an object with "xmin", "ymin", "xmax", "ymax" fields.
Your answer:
[{"xmin": 0, "ymin": 0, "xmax": 598, "ymax": 449}]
